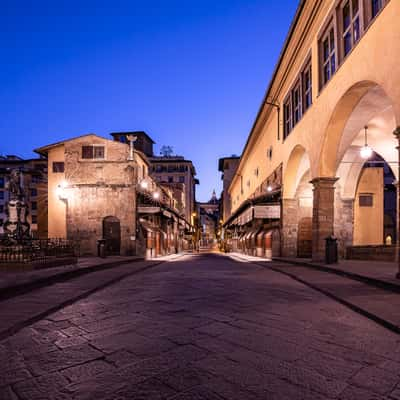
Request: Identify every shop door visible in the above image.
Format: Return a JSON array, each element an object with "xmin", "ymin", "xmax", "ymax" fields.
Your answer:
[
  {"xmin": 297, "ymin": 217, "xmax": 312, "ymax": 258},
  {"xmin": 103, "ymin": 216, "xmax": 121, "ymax": 255}
]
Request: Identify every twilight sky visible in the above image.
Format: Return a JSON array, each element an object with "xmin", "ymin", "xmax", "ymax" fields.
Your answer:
[{"xmin": 1, "ymin": 0, "xmax": 298, "ymax": 201}]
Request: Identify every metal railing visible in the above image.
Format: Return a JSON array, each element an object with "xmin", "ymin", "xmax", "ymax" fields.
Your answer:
[{"xmin": 0, "ymin": 238, "xmax": 79, "ymax": 264}]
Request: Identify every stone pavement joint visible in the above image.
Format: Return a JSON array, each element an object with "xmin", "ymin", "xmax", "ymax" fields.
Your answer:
[
  {"xmin": 227, "ymin": 252, "xmax": 400, "ymax": 336},
  {"xmin": 0, "ymin": 260, "xmax": 165, "ymax": 341},
  {"xmin": 2, "ymin": 253, "xmax": 400, "ymax": 399},
  {"xmin": 0, "ymin": 256, "xmax": 144, "ymax": 302}
]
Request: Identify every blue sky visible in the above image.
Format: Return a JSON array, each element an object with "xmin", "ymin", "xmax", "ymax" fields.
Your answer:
[{"xmin": 1, "ymin": 0, "xmax": 298, "ymax": 201}]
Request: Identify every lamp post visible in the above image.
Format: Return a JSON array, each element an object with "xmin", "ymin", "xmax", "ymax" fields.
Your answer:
[{"xmin": 394, "ymin": 127, "xmax": 400, "ymax": 278}]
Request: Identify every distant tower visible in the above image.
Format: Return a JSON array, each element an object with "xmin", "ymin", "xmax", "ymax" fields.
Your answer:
[{"xmin": 210, "ymin": 189, "xmax": 218, "ymax": 204}]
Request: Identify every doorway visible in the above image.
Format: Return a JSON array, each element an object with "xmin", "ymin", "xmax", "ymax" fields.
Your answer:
[{"xmin": 103, "ymin": 216, "xmax": 121, "ymax": 255}]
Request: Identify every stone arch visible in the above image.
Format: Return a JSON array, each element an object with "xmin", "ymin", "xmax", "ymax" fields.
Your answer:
[
  {"xmin": 283, "ymin": 145, "xmax": 311, "ymax": 199},
  {"xmin": 319, "ymin": 80, "xmax": 397, "ymax": 178}
]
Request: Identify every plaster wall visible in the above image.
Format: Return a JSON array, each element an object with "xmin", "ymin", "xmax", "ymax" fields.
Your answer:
[
  {"xmin": 229, "ymin": 0, "xmax": 400, "ymax": 212},
  {"xmin": 47, "ymin": 145, "xmax": 67, "ymax": 238},
  {"xmin": 353, "ymin": 167, "xmax": 384, "ymax": 245}
]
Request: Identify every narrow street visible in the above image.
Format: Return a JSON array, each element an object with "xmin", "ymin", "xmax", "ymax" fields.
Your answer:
[{"xmin": 2, "ymin": 253, "xmax": 400, "ymax": 400}]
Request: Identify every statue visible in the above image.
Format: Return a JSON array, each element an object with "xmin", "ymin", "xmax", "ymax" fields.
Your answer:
[{"xmin": 3, "ymin": 169, "xmax": 30, "ymax": 243}]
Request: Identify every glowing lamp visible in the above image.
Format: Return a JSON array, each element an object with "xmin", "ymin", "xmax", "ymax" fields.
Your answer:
[{"xmin": 360, "ymin": 126, "xmax": 373, "ymax": 159}]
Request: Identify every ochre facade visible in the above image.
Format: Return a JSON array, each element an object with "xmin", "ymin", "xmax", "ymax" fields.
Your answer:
[{"xmin": 226, "ymin": 0, "xmax": 400, "ymax": 261}]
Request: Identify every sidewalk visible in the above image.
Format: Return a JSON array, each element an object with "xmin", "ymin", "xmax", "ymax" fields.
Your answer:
[
  {"xmin": 226, "ymin": 252, "xmax": 400, "ymax": 291},
  {"xmin": 275, "ymin": 256, "xmax": 400, "ymax": 291},
  {"xmin": 0, "ymin": 255, "xmax": 143, "ymax": 301}
]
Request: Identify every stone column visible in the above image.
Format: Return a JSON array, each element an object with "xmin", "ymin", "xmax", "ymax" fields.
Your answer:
[
  {"xmin": 281, "ymin": 198, "xmax": 298, "ymax": 257},
  {"xmin": 311, "ymin": 177, "xmax": 338, "ymax": 262}
]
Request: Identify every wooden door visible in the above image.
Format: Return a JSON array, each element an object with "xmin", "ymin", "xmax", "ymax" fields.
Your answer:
[{"xmin": 103, "ymin": 216, "xmax": 121, "ymax": 255}]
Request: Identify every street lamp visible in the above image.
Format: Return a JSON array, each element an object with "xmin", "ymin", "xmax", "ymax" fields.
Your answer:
[{"xmin": 360, "ymin": 126, "xmax": 373, "ymax": 159}]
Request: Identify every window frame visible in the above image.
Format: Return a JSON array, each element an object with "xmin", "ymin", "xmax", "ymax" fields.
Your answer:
[
  {"xmin": 81, "ymin": 145, "xmax": 105, "ymax": 160},
  {"xmin": 283, "ymin": 95, "xmax": 293, "ymax": 139},
  {"xmin": 52, "ymin": 162, "xmax": 65, "ymax": 173},
  {"xmin": 319, "ymin": 19, "xmax": 338, "ymax": 89},
  {"xmin": 302, "ymin": 60, "xmax": 312, "ymax": 113}
]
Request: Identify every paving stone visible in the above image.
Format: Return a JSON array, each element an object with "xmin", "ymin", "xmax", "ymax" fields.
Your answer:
[
  {"xmin": 0, "ymin": 386, "xmax": 19, "ymax": 400},
  {"xmin": 0, "ymin": 368, "xmax": 31, "ymax": 388},
  {"xmin": 25, "ymin": 344, "xmax": 104, "ymax": 376},
  {"xmin": 61, "ymin": 359, "xmax": 114, "ymax": 383},
  {"xmin": 350, "ymin": 365, "xmax": 399, "ymax": 395},
  {"xmin": 3, "ymin": 255, "xmax": 400, "ymax": 400},
  {"xmin": 13, "ymin": 372, "xmax": 72, "ymax": 400},
  {"xmin": 338, "ymin": 385, "xmax": 390, "ymax": 400}
]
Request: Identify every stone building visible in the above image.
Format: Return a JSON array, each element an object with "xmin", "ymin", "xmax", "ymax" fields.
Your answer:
[
  {"xmin": 111, "ymin": 131, "xmax": 198, "ymax": 225},
  {"xmin": 35, "ymin": 133, "xmax": 186, "ymax": 257},
  {"xmin": 218, "ymin": 156, "xmax": 240, "ymax": 223},
  {"xmin": 223, "ymin": 0, "xmax": 400, "ymax": 262},
  {"xmin": 0, "ymin": 155, "xmax": 48, "ymax": 238},
  {"xmin": 197, "ymin": 190, "xmax": 220, "ymax": 247}
]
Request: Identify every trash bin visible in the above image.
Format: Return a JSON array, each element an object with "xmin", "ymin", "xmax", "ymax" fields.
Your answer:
[
  {"xmin": 97, "ymin": 239, "xmax": 106, "ymax": 258},
  {"xmin": 325, "ymin": 235, "xmax": 338, "ymax": 264}
]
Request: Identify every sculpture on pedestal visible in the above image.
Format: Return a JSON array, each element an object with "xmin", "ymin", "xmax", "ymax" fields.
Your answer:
[{"xmin": 3, "ymin": 169, "xmax": 30, "ymax": 243}]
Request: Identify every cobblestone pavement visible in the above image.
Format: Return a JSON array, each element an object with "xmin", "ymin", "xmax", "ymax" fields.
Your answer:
[{"xmin": 2, "ymin": 253, "xmax": 400, "ymax": 399}]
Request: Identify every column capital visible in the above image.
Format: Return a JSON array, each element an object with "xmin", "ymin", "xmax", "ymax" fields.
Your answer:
[
  {"xmin": 310, "ymin": 177, "xmax": 339, "ymax": 188},
  {"xmin": 393, "ymin": 126, "xmax": 400, "ymax": 139}
]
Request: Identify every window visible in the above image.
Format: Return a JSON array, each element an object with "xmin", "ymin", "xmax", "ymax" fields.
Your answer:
[
  {"xmin": 0, "ymin": 205, "xmax": 3, "ymax": 213},
  {"xmin": 0, "ymin": 177, "xmax": 4, "ymax": 188},
  {"xmin": 31, "ymin": 188, "xmax": 37, "ymax": 197},
  {"xmin": 340, "ymin": 0, "xmax": 360, "ymax": 58},
  {"xmin": 292, "ymin": 80, "xmax": 302, "ymax": 125},
  {"xmin": 31, "ymin": 215, "xmax": 37, "ymax": 224},
  {"xmin": 179, "ymin": 176, "xmax": 185, "ymax": 183},
  {"xmin": 168, "ymin": 176, "xmax": 173, "ymax": 183},
  {"xmin": 302, "ymin": 62, "xmax": 312, "ymax": 111},
  {"xmin": 320, "ymin": 23, "xmax": 336, "ymax": 87},
  {"xmin": 283, "ymin": 97, "xmax": 292, "ymax": 138},
  {"xmin": 359, "ymin": 194, "xmax": 373, "ymax": 207},
  {"xmin": 0, "ymin": 192, "xmax": 4, "ymax": 200},
  {"xmin": 372, "ymin": 0, "xmax": 383, "ymax": 18},
  {"xmin": 82, "ymin": 146, "xmax": 105, "ymax": 159},
  {"xmin": 31, "ymin": 201, "xmax": 37, "ymax": 211},
  {"xmin": 52, "ymin": 162, "xmax": 65, "ymax": 173}
]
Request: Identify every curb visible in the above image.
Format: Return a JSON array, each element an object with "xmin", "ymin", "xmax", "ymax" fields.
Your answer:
[
  {"xmin": 0, "ymin": 257, "xmax": 144, "ymax": 302},
  {"xmin": 272, "ymin": 257, "xmax": 400, "ymax": 294}
]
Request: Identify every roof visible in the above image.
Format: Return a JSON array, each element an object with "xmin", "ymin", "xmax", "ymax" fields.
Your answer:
[
  {"xmin": 110, "ymin": 131, "xmax": 156, "ymax": 144},
  {"xmin": 34, "ymin": 133, "xmax": 102, "ymax": 156}
]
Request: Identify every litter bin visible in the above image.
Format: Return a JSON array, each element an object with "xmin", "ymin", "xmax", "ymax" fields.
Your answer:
[
  {"xmin": 325, "ymin": 235, "xmax": 338, "ymax": 264},
  {"xmin": 97, "ymin": 239, "xmax": 107, "ymax": 258}
]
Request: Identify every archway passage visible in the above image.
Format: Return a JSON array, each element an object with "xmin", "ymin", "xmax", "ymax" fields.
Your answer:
[
  {"xmin": 297, "ymin": 217, "xmax": 312, "ymax": 258},
  {"xmin": 103, "ymin": 216, "xmax": 121, "ymax": 255}
]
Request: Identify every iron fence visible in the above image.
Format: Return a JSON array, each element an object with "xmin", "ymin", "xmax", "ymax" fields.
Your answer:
[{"xmin": 0, "ymin": 238, "xmax": 79, "ymax": 264}]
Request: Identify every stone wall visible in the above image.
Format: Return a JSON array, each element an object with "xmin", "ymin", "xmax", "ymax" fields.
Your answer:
[{"xmin": 66, "ymin": 185, "xmax": 136, "ymax": 256}]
